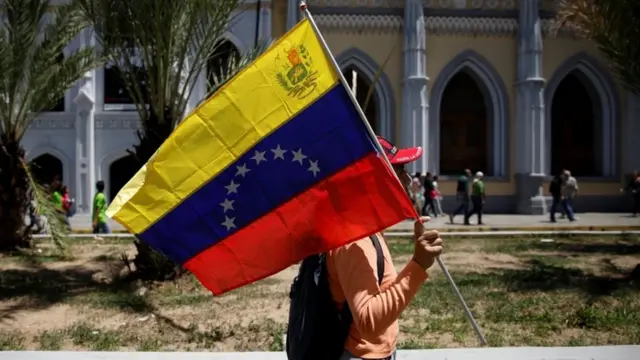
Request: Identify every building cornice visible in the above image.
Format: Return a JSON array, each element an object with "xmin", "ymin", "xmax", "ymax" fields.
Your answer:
[
  {"xmin": 426, "ymin": 16, "xmax": 517, "ymax": 36},
  {"xmin": 315, "ymin": 14, "xmax": 403, "ymax": 33},
  {"xmin": 314, "ymin": 14, "xmax": 580, "ymax": 38}
]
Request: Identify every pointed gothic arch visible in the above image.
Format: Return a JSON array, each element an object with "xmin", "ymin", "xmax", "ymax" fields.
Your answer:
[
  {"xmin": 207, "ymin": 40, "xmax": 241, "ymax": 94},
  {"xmin": 26, "ymin": 146, "xmax": 71, "ymax": 189},
  {"xmin": 429, "ymin": 50, "xmax": 509, "ymax": 177},
  {"xmin": 336, "ymin": 47, "xmax": 396, "ymax": 141},
  {"xmin": 545, "ymin": 52, "xmax": 620, "ymax": 178}
]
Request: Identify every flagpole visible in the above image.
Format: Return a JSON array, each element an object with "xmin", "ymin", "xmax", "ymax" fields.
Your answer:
[{"xmin": 299, "ymin": 2, "xmax": 488, "ymax": 346}]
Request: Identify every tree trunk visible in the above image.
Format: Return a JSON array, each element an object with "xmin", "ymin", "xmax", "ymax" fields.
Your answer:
[
  {"xmin": 0, "ymin": 132, "xmax": 32, "ymax": 251},
  {"xmin": 129, "ymin": 106, "xmax": 184, "ymax": 281}
]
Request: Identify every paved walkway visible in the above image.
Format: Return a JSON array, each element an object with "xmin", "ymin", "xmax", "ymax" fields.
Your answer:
[
  {"xmin": 388, "ymin": 213, "xmax": 640, "ymax": 232},
  {"xmin": 66, "ymin": 213, "xmax": 639, "ymax": 234}
]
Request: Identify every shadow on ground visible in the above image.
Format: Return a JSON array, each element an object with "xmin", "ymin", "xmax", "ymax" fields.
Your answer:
[
  {"xmin": 0, "ymin": 264, "xmax": 155, "ymax": 322},
  {"xmin": 0, "ymin": 261, "xmax": 223, "ymax": 343},
  {"xmin": 495, "ymin": 258, "xmax": 640, "ymax": 296}
]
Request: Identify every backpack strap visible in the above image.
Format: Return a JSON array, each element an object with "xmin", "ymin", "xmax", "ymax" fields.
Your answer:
[{"xmin": 369, "ymin": 234, "xmax": 385, "ymax": 286}]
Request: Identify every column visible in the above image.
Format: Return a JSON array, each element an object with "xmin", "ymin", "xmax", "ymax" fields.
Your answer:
[
  {"xmin": 73, "ymin": 28, "xmax": 96, "ymax": 214},
  {"xmin": 623, "ymin": 92, "xmax": 640, "ymax": 175},
  {"xmin": 514, "ymin": 0, "xmax": 547, "ymax": 214},
  {"xmin": 286, "ymin": 0, "xmax": 301, "ymax": 30},
  {"xmin": 401, "ymin": 0, "xmax": 430, "ymax": 174},
  {"xmin": 259, "ymin": 0, "xmax": 272, "ymax": 42}
]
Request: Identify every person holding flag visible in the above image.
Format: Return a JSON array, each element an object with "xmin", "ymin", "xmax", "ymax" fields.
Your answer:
[
  {"xmin": 326, "ymin": 137, "xmax": 442, "ymax": 360},
  {"xmin": 106, "ymin": 3, "xmax": 483, "ymax": 355}
]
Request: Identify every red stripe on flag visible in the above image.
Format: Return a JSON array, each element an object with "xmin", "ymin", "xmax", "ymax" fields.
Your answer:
[{"xmin": 184, "ymin": 153, "xmax": 416, "ymax": 295}]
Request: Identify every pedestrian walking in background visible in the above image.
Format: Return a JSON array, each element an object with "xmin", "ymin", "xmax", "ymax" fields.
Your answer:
[
  {"xmin": 549, "ymin": 172, "xmax": 564, "ymax": 223},
  {"xmin": 561, "ymin": 170, "xmax": 578, "ymax": 221},
  {"xmin": 432, "ymin": 175, "xmax": 444, "ymax": 217},
  {"xmin": 51, "ymin": 176, "xmax": 71, "ymax": 229},
  {"xmin": 409, "ymin": 172, "xmax": 424, "ymax": 216},
  {"xmin": 465, "ymin": 171, "xmax": 486, "ymax": 225},
  {"xmin": 421, "ymin": 172, "xmax": 436, "ymax": 217},
  {"xmin": 450, "ymin": 169, "xmax": 472, "ymax": 225},
  {"xmin": 92, "ymin": 180, "xmax": 110, "ymax": 239},
  {"xmin": 622, "ymin": 170, "xmax": 640, "ymax": 216}
]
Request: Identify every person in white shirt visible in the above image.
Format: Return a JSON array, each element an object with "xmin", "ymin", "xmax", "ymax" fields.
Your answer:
[
  {"xmin": 432, "ymin": 175, "xmax": 444, "ymax": 216},
  {"xmin": 409, "ymin": 172, "xmax": 424, "ymax": 215}
]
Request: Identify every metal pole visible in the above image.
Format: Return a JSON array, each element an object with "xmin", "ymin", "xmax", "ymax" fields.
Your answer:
[{"xmin": 299, "ymin": 2, "xmax": 488, "ymax": 346}]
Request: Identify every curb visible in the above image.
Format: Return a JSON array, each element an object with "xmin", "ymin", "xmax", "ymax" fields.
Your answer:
[
  {"xmin": 61, "ymin": 225, "xmax": 640, "ymax": 235},
  {"xmin": 32, "ymin": 230, "xmax": 640, "ymax": 241},
  {"xmin": 388, "ymin": 225, "xmax": 640, "ymax": 233}
]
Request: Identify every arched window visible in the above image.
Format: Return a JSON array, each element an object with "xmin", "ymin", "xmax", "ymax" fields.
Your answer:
[
  {"xmin": 108, "ymin": 155, "xmax": 139, "ymax": 201},
  {"xmin": 207, "ymin": 40, "xmax": 240, "ymax": 94},
  {"xmin": 103, "ymin": 24, "xmax": 149, "ymax": 110},
  {"xmin": 341, "ymin": 66, "xmax": 379, "ymax": 133},
  {"xmin": 30, "ymin": 153, "xmax": 63, "ymax": 185},
  {"xmin": 46, "ymin": 53, "xmax": 65, "ymax": 112}
]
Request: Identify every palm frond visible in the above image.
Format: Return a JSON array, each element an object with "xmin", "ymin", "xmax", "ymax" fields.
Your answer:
[
  {"xmin": 556, "ymin": 0, "xmax": 640, "ymax": 95},
  {"xmin": 0, "ymin": 0, "xmax": 102, "ymax": 139},
  {"xmin": 22, "ymin": 158, "xmax": 69, "ymax": 251},
  {"xmin": 204, "ymin": 39, "xmax": 275, "ymax": 100},
  {"xmin": 77, "ymin": 0, "xmax": 242, "ymax": 125}
]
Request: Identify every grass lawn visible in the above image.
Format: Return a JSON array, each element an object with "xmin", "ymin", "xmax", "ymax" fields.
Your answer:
[{"xmin": 0, "ymin": 234, "xmax": 639, "ymax": 351}]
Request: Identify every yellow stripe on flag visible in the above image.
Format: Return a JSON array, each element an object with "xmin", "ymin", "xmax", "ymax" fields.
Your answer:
[{"xmin": 106, "ymin": 19, "xmax": 339, "ymax": 234}]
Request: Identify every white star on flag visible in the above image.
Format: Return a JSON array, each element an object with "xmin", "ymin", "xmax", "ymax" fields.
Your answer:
[
  {"xmin": 236, "ymin": 163, "xmax": 250, "ymax": 177},
  {"xmin": 271, "ymin": 145, "xmax": 287, "ymax": 160},
  {"xmin": 222, "ymin": 216, "xmax": 236, "ymax": 231},
  {"xmin": 251, "ymin": 150, "xmax": 267, "ymax": 164},
  {"xmin": 225, "ymin": 180, "xmax": 240, "ymax": 194},
  {"xmin": 292, "ymin": 148, "xmax": 307, "ymax": 165},
  {"xmin": 219, "ymin": 146, "xmax": 321, "ymax": 233},
  {"xmin": 308, "ymin": 160, "xmax": 320, "ymax": 177},
  {"xmin": 220, "ymin": 198, "xmax": 234, "ymax": 213}
]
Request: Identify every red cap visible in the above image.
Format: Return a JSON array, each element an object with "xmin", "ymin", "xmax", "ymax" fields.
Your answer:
[{"xmin": 376, "ymin": 136, "xmax": 423, "ymax": 165}]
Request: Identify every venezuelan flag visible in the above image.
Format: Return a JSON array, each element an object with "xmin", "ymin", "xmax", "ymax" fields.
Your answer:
[{"xmin": 106, "ymin": 19, "xmax": 416, "ymax": 295}]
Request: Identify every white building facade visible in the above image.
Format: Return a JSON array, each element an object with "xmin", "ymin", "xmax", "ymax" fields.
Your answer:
[{"xmin": 23, "ymin": 0, "xmax": 273, "ymax": 215}]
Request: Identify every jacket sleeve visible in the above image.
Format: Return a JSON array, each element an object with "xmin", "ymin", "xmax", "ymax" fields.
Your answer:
[{"xmin": 331, "ymin": 239, "xmax": 428, "ymax": 337}]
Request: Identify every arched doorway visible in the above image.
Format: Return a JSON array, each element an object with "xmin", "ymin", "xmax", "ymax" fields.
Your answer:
[
  {"xmin": 439, "ymin": 71, "xmax": 489, "ymax": 175},
  {"xmin": 30, "ymin": 153, "xmax": 63, "ymax": 186},
  {"xmin": 109, "ymin": 155, "xmax": 140, "ymax": 201},
  {"xmin": 550, "ymin": 70, "xmax": 600, "ymax": 177},
  {"xmin": 341, "ymin": 66, "xmax": 379, "ymax": 133},
  {"xmin": 207, "ymin": 40, "xmax": 241, "ymax": 94}
]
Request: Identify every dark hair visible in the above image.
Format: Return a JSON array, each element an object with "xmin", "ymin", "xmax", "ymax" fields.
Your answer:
[
  {"xmin": 414, "ymin": 172, "xmax": 421, "ymax": 178},
  {"xmin": 61, "ymin": 185, "xmax": 68, "ymax": 194},
  {"xmin": 96, "ymin": 180, "xmax": 105, "ymax": 192},
  {"xmin": 434, "ymin": 175, "xmax": 439, "ymax": 181}
]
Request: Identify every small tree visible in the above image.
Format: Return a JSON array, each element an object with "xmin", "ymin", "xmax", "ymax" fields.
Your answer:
[
  {"xmin": 557, "ymin": 0, "xmax": 640, "ymax": 94},
  {"xmin": 77, "ymin": 0, "xmax": 272, "ymax": 280},
  {"xmin": 0, "ymin": 0, "xmax": 101, "ymax": 251}
]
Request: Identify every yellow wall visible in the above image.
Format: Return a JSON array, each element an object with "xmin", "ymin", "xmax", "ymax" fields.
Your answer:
[{"xmin": 270, "ymin": 12, "xmax": 627, "ymax": 197}]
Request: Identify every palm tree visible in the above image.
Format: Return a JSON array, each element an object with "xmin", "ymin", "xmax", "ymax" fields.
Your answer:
[
  {"xmin": 0, "ymin": 0, "xmax": 101, "ymax": 251},
  {"xmin": 76, "ymin": 0, "xmax": 272, "ymax": 280},
  {"xmin": 557, "ymin": 0, "xmax": 640, "ymax": 94}
]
